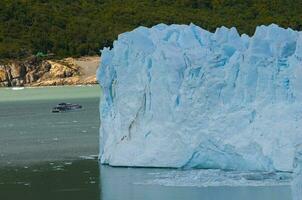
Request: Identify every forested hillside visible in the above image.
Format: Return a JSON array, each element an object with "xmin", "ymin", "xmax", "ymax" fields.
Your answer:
[{"xmin": 0, "ymin": 0, "xmax": 301, "ymax": 59}]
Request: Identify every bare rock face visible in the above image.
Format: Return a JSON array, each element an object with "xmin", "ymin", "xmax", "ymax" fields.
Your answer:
[
  {"xmin": 0, "ymin": 65, "xmax": 11, "ymax": 86},
  {"xmin": 25, "ymin": 71, "xmax": 38, "ymax": 83},
  {"xmin": 0, "ymin": 65, "xmax": 9, "ymax": 87},
  {"xmin": 10, "ymin": 63, "xmax": 26, "ymax": 79},
  {"xmin": 47, "ymin": 60, "xmax": 79, "ymax": 79},
  {"xmin": 0, "ymin": 66, "xmax": 7, "ymax": 82},
  {"xmin": 0, "ymin": 56, "xmax": 98, "ymax": 87}
]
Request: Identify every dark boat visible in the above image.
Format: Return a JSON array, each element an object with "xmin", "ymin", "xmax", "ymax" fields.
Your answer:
[{"xmin": 52, "ymin": 103, "xmax": 82, "ymax": 113}]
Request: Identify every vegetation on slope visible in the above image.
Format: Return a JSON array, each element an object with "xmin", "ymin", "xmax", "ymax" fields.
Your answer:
[{"xmin": 0, "ymin": 0, "xmax": 301, "ymax": 59}]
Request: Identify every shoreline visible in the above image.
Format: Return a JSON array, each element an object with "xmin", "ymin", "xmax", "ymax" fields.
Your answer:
[
  {"xmin": 0, "ymin": 84, "xmax": 99, "ymax": 93},
  {"xmin": 0, "ymin": 84, "xmax": 100, "ymax": 102},
  {"xmin": 1, "ymin": 83, "xmax": 99, "ymax": 89}
]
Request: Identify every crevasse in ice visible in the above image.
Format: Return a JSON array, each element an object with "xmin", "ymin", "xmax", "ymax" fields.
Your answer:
[{"xmin": 97, "ymin": 23, "xmax": 302, "ymax": 172}]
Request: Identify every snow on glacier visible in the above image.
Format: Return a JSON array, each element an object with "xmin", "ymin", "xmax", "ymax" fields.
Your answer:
[{"xmin": 97, "ymin": 23, "xmax": 302, "ymax": 173}]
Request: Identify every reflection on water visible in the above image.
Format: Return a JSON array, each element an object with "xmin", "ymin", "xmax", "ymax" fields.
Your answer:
[{"xmin": 0, "ymin": 160, "xmax": 301, "ymax": 200}]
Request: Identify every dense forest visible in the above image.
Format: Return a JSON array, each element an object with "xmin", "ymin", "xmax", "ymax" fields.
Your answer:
[{"xmin": 0, "ymin": 0, "xmax": 302, "ymax": 59}]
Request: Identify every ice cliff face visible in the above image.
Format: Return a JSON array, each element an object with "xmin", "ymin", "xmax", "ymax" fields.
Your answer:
[{"xmin": 98, "ymin": 23, "xmax": 302, "ymax": 172}]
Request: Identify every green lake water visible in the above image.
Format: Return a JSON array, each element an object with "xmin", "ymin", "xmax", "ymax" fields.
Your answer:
[
  {"xmin": 0, "ymin": 86, "xmax": 297, "ymax": 200},
  {"xmin": 0, "ymin": 86, "xmax": 101, "ymax": 166}
]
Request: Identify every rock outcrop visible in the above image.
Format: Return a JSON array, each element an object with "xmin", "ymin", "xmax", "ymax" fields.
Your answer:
[{"xmin": 0, "ymin": 56, "xmax": 99, "ymax": 87}]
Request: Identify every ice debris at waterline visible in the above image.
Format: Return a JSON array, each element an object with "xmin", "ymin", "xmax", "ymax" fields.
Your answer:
[{"xmin": 97, "ymin": 23, "xmax": 302, "ymax": 173}]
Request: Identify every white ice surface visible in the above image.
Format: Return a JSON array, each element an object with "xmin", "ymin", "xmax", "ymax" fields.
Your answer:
[{"xmin": 98, "ymin": 23, "xmax": 302, "ymax": 173}]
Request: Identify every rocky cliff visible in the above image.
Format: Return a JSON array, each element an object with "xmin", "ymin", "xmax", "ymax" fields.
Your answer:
[{"xmin": 0, "ymin": 56, "xmax": 99, "ymax": 87}]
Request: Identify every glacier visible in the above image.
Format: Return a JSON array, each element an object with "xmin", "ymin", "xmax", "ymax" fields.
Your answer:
[{"xmin": 97, "ymin": 23, "xmax": 302, "ymax": 173}]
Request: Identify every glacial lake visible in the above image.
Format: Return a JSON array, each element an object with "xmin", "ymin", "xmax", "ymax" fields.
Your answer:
[{"xmin": 0, "ymin": 86, "xmax": 298, "ymax": 200}]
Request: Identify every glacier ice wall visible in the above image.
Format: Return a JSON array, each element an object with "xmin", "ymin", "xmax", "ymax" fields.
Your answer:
[{"xmin": 98, "ymin": 23, "xmax": 302, "ymax": 172}]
